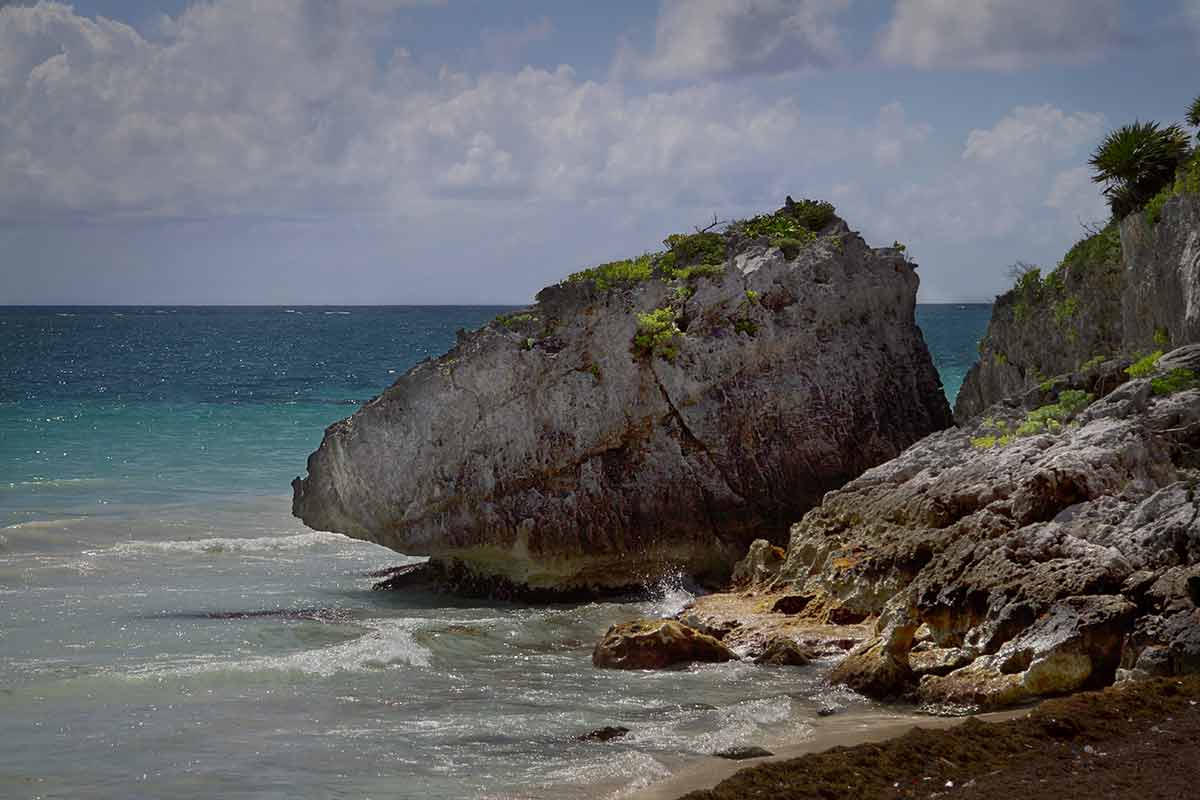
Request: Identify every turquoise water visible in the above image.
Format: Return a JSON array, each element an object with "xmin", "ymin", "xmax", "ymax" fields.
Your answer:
[{"xmin": 0, "ymin": 304, "xmax": 989, "ymax": 799}]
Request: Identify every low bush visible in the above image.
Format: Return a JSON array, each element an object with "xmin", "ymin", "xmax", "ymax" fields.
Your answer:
[
  {"xmin": 1127, "ymin": 351, "xmax": 1164, "ymax": 379},
  {"xmin": 1151, "ymin": 368, "xmax": 1199, "ymax": 396},
  {"xmin": 567, "ymin": 254, "xmax": 654, "ymax": 291},
  {"xmin": 632, "ymin": 307, "xmax": 682, "ymax": 362}
]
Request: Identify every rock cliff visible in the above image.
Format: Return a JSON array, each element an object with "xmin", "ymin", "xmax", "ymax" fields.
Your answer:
[
  {"xmin": 955, "ymin": 191, "xmax": 1200, "ymax": 421},
  {"xmin": 293, "ymin": 201, "xmax": 952, "ymax": 597},
  {"xmin": 777, "ymin": 347, "xmax": 1200, "ymax": 708}
]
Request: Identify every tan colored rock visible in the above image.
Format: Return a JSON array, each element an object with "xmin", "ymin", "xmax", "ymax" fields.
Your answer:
[
  {"xmin": 591, "ymin": 619, "xmax": 736, "ymax": 670},
  {"xmin": 731, "ymin": 539, "xmax": 786, "ymax": 588}
]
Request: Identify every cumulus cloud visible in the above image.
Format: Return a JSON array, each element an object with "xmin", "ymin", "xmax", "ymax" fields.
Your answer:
[
  {"xmin": 0, "ymin": 1, "xmax": 929, "ymax": 225},
  {"xmin": 963, "ymin": 105, "xmax": 1106, "ymax": 167},
  {"xmin": 880, "ymin": 0, "xmax": 1124, "ymax": 70},
  {"xmin": 625, "ymin": 0, "xmax": 850, "ymax": 80}
]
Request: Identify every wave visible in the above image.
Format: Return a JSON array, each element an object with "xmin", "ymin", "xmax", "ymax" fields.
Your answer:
[
  {"xmin": 98, "ymin": 530, "xmax": 362, "ymax": 557},
  {"xmin": 3, "ymin": 477, "xmax": 113, "ymax": 491},
  {"xmin": 2, "ymin": 517, "xmax": 89, "ymax": 531},
  {"xmin": 134, "ymin": 618, "xmax": 432, "ymax": 679},
  {"xmin": 323, "ymin": 311, "xmax": 351, "ymax": 315}
]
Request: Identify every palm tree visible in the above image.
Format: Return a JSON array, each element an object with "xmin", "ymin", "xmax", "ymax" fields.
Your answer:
[
  {"xmin": 1188, "ymin": 95, "xmax": 1200, "ymax": 134},
  {"xmin": 1089, "ymin": 121, "xmax": 1190, "ymax": 218}
]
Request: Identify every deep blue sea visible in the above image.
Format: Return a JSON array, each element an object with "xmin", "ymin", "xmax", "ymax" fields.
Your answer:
[{"xmin": 0, "ymin": 304, "xmax": 990, "ymax": 799}]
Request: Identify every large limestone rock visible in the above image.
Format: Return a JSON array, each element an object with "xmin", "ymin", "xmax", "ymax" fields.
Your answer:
[
  {"xmin": 778, "ymin": 351, "xmax": 1200, "ymax": 708},
  {"xmin": 293, "ymin": 203, "xmax": 951, "ymax": 597},
  {"xmin": 956, "ymin": 190, "xmax": 1200, "ymax": 421}
]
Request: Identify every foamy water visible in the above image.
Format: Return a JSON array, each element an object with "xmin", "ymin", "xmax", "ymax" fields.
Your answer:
[{"xmin": 0, "ymin": 305, "xmax": 989, "ymax": 799}]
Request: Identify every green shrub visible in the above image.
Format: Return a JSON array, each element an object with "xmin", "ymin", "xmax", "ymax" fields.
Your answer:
[
  {"xmin": 1079, "ymin": 354, "xmax": 1107, "ymax": 372},
  {"xmin": 673, "ymin": 263, "xmax": 725, "ymax": 282},
  {"xmin": 496, "ymin": 312, "xmax": 536, "ymax": 328},
  {"xmin": 632, "ymin": 307, "xmax": 682, "ymax": 361},
  {"xmin": 568, "ymin": 254, "xmax": 654, "ymax": 291},
  {"xmin": 1015, "ymin": 390, "xmax": 1094, "ymax": 437},
  {"xmin": 1053, "ymin": 295, "xmax": 1079, "ymax": 325},
  {"xmin": 1089, "ymin": 121, "xmax": 1191, "ymax": 219},
  {"xmin": 1154, "ymin": 327, "xmax": 1171, "ymax": 348},
  {"xmin": 1127, "ymin": 350, "xmax": 1164, "ymax": 379},
  {"xmin": 745, "ymin": 290, "xmax": 759, "ymax": 304},
  {"xmin": 662, "ymin": 232, "xmax": 725, "ymax": 268},
  {"xmin": 733, "ymin": 318, "xmax": 758, "ymax": 336},
  {"xmin": 1058, "ymin": 222, "xmax": 1122, "ymax": 274},
  {"xmin": 1152, "ymin": 368, "xmax": 1199, "ymax": 395},
  {"xmin": 1144, "ymin": 149, "xmax": 1200, "ymax": 225},
  {"xmin": 673, "ymin": 285, "xmax": 695, "ymax": 302}
]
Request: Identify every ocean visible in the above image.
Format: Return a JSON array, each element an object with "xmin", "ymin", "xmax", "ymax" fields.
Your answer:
[{"xmin": 0, "ymin": 304, "xmax": 991, "ymax": 799}]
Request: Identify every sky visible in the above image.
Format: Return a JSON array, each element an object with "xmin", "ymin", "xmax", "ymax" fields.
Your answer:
[{"xmin": 1, "ymin": 0, "xmax": 1199, "ymax": 305}]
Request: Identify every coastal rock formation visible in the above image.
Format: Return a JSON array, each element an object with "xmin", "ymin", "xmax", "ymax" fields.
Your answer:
[
  {"xmin": 956, "ymin": 192, "xmax": 1200, "ymax": 421},
  {"xmin": 776, "ymin": 350, "xmax": 1200, "ymax": 708},
  {"xmin": 293, "ymin": 201, "xmax": 951, "ymax": 597},
  {"xmin": 591, "ymin": 619, "xmax": 736, "ymax": 669}
]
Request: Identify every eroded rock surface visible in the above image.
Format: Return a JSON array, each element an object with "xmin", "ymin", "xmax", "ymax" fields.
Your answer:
[
  {"xmin": 591, "ymin": 619, "xmax": 736, "ymax": 670},
  {"xmin": 776, "ymin": 352, "xmax": 1200, "ymax": 708},
  {"xmin": 293, "ymin": 204, "xmax": 950, "ymax": 597}
]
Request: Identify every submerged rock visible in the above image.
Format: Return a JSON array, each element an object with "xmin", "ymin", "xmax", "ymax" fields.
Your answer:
[
  {"xmin": 714, "ymin": 746, "xmax": 774, "ymax": 760},
  {"xmin": 781, "ymin": 354, "xmax": 1200, "ymax": 707},
  {"xmin": 591, "ymin": 619, "xmax": 736, "ymax": 670},
  {"xmin": 293, "ymin": 201, "xmax": 950, "ymax": 597},
  {"xmin": 575, "ymin": 726, "xmax": 630, "ymax": 742}
]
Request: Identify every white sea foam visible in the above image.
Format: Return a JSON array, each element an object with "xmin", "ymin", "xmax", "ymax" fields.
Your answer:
[
  {"xmin": 2, "ymin": 517, "xmax": 88, "ymax": 530},
  {"xmin": 97, "ymin": 530, "xmax": 364, "ymax": 557},
  {"xmin": 134, "ymin": 619, "xmax": 431, "ymax": 679}
]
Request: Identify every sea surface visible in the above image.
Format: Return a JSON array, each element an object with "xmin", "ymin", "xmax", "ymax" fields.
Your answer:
[{"xmin": 0, "ymin": 304, "xmax": 990, "ymax": 799}]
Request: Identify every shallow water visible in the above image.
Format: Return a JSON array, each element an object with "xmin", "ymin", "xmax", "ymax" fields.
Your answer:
[{"xmin": 0, "ymin": 305, "xmax": 990, "ymax": 799}]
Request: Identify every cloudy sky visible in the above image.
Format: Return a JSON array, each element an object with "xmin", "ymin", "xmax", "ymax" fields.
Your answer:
[{"xmin": 2, "ymin": 0, "xmax": 1198, "ymax": 304}]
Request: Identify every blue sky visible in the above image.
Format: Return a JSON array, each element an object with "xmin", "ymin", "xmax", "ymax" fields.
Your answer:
[{"xmin": 2, "ymin": 0, "xmax": 1199, "ymax": 304}]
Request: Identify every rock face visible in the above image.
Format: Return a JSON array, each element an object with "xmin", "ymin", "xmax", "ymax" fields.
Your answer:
[
  {"xmin": 776, "ymin": 351, "xmax": 1200, "ymax": 708},
  {"xmin": 591, "ymin": 619, "xmax": 736, "ymax": 669},
  {"xmin": 293, "ymin": 203, "xmax": 951, "ymax": 597},
  {"xmin": 956, "ymin": 192, "xmax": 1200, "ymax": 421}
]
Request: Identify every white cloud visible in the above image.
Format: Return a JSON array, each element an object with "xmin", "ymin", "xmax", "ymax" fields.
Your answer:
[
  {"xmin": 1045, "ymin": 165, "xmax": 1108, "ymax": 224},
  {"xmin": 963, "ymin": 105, "xmax": 1106, "ymax": 167},
  {"xmin": 0, "ymin": 2, "xmax": 933, "ymax": 225},
  {"xmin": 880, "ymin": 0, "xmax": 1123, "ymax": 70},
  {"xmin": 628, "ymin": 0, "xmax": 850, "ymax": 80}
]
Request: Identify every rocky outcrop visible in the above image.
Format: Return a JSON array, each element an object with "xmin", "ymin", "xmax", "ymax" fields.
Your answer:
[
  {"xmin": 956, "ymin": 190, "xmax": 1200, "ymax": 421},
  {"xmin": 775, "ymin": 349, "xmax": 1200, "ymax": 708},
  {"xmin": 591, "ymin": 619, "xmax": 736, "ymax": 669},
  {"xmin": 293, "ymin": 202, "xmax": 951, "ymax": 597}
]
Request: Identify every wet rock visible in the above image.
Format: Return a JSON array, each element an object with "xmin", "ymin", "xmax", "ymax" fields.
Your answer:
[
  {"xmin": 592, "ymin": 619, "xmax": 736, "ymax": 670},
  {"xmin": 752, "ymin": 637, "xmax": 817, "ymax": 666},
  {"xmin": 715, "ymin": 746, "xmax": 774, "ymax": 760},
  {"xmin": 369, "ymin": 562, "xmax": 435, "ymax": 592},
  {"xmin": 576, "ymin": 726, "xmax": 630, "ymax": 742},
  {"xmin": 293, "ymin": 203, "xmax": 951, "ymax": 598},
  {"xmin": 771, "ymin": 594, "xmax": 816, "ymax": 615},
  {"xmin": 731, "ymin": 539, "xmax": 787, "ymax": 588}
]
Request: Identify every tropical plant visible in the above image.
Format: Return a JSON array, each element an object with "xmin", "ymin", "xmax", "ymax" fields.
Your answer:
[
  {"xmin": 1188, "ymin": 95, "xmax": 1200, "ymax": 133},
  {"xmin": 1089, "ymin": 121, "xmax": 1191, "ymax": 219}
]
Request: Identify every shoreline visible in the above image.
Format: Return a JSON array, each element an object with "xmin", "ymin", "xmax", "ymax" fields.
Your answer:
[
  {"xmin": 625, "ymin": 708, "xmax": 1030, "ymax": 800},
  {"xmin": 631, "ymin": 677, "xmax": 1200, "ymax": 800}
]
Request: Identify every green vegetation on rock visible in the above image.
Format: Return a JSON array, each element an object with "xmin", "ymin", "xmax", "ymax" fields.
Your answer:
[
  {"xmin": 567, "ymin": 254, "xmax": 655, "ymax": 291},
  {"xmin": 632, "ymin": 307, "xmax": 682, "ymax": 362},
  {"xmin": 1127, "ymin": 351, "xmax": 1164, "ymax": 379},
  {"xmin": 1151, "ymin": 368, "xmax": 1200, "ymax": 396},
  {"xmin": 1059, "ymin": 222, "xmax": 1122, "ymax": 274},
  {"xmin": 1089, "ymin": 120, "xmax": 1191, "ymax": 219},
  {"xmin": 1145, "ymin": 149, "xmax": 1200, "ymax": 225},
  {"xmin": 972, "ymin": 391, "xmax": 1093, "ymax": 448},
  {"xmin": 732, "ymin": 198, "xmax": 834, "ymax": 260},
  {"xmin": 496, "ymin": 312, "xmax": 536, "ymax": 328}
]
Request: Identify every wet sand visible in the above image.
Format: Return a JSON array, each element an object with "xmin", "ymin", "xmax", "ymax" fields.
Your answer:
[{"xmin": 636, "ymin": 677, "xmax": 1200, "ymax": 800}]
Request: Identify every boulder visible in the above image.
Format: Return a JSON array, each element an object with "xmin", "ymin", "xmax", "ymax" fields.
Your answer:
[
  {"xmin": 731, "ymin": 539, "xmax": 787, "ymax": 588},
  {"xmin": 292, "ymin": 202, "xmax": 951, "ymax": 598},
  {"xmin": 782, "ymin": 357, "xmax": 1200, "ymax": 707},
  {"xmin": 592, "ymin": 619, "xmax": 737, "ymax": 670},
  {"xmin": 751, "ymin": 637, "xmax": 817, "ymax": 666}
]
